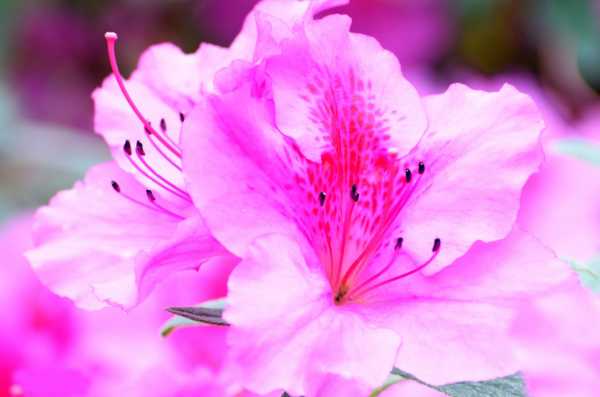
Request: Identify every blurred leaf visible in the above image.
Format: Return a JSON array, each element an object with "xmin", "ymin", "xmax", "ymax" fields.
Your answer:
[
  {"xmin": 161, "ymin": 298, "xmax": 227, "ymax": 337},
  {"xmin": 370, "ymin": 373, "xmax": 405, "ymax": 396},
  {"xmin": 571, "ymin": 257, "xmax": 600, "ymax": 293},
  {"xmin": 552, "ymin": 137, "xmax": 600, "ymax": 166},
  {"xmin": 389, "ymin": 368, "xmax": 526, "ymax": 397}
]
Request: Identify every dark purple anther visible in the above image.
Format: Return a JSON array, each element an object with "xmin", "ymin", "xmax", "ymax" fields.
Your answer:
[
  {"xmin": 160, "ymin": 118, "xmax": 167, "ymax": 132},
  {"xmin": 146, "ymin": 189, "xmax": 156, "ymax": 202},
  {"xmin": 179, "ymin": 112, "xmax": 185, "ymax": 122},
  {"xmin": 405, "ymin": 168, "xmax": 412, "ymax": 183},
  {"xmin": 350, "ymin": 184, "xmax": 359, "ymax": 202},
  {"xmin": 395, "ymin": 237, "xmax": 404, "ymax": 250},
  {"xmin": 111, "ymin": 180, "xmax": 121, "ymax": 192},
  {"xmin": 136, "ymin": 141, "xmax": 145, "ymax": 156},
  {"xmin": 123, "ymin": 140, "xmax": 132, "ymax": 156},
  {"xmin": 432, "ymin": 238, "xmax": 441, "ymax": 252},
  {"xmin": 418, "ymin": 161, "xmax": 425, "ymax": 175},
  {"xmin": 319, "ymin": 191, "xmax": 327, "ymax": 206}
]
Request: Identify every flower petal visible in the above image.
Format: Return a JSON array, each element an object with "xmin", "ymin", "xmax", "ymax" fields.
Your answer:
[
  {"xmin": 400, "ymin": 83, "xmax": 544, "ymax": 273},
  {"xmin": 26, "ymin": 162, "xmax": 229, "ymax": 309},
  {"xmin": 267, "ymin": 14, "xmax": 426, "ymax": 161},
  {"xmin": 223, "ymin": 234, "xmax": 400, "ymax": 396},
  {"xmin": 375, "ymin": 228, "xmax": 574, "ymax": 385},
  {"xmin": 182, "ymin": 81, "xmax": 305, "ymax": 256}
]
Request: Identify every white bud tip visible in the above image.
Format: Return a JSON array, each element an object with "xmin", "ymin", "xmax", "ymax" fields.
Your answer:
[{"xmin": 105, "ymin": 32, "xmax": 118, "ymax": 40}]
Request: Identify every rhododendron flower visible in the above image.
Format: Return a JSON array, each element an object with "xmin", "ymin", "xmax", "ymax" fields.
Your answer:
[
  {"xmin": 0, "ymin": 214, "xmax": 261, "ymax": 396},
  {"xmin": 23, "ymin": 0, "xmax": 327, "ymax": 309},
  {"xmin": 179, "ymin": 2, "xmax": 574, "ymax": 395}
]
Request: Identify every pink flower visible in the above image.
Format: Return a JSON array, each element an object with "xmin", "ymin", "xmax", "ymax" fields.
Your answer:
[
  {"xmin": 0, "ymin": 214, "xmax": 258, "ymax": 396},
  {"xmin": 179, "ymin": 3, "xmax": 573, "ymax": 395},
  {"xmin": 510, "ymin": 285, "xmax": 600, "ymax": 397}
]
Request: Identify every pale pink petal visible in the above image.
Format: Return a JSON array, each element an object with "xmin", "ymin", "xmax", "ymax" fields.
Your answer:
[
  {"xmin": 399, "ymin": 83, "xmax": 544, "ymax": 273},
  {"xmin": 375, "ymin": 228, "xmax": 574, "ymax": 385},
  {"xmin": 182, "ymin": 83, "xmax": 306, "ymax": 256},
  {"xmin": 267, "ymin": 14, "xmax": 426, "ymax": 161},
  {"xmin": 224, "ymin": 234, "xmax": 400, "ymax": 396},
  {"xmin": 26, "ymin": 162, "xmax": 229, "ymax": 309},
  {"xmin": 518, "ymin": 151, "xmax": 600, "ymax": 262},
  {"xmin": 511, "ymin": 286, "xmax": 600, "ymax": 397}
]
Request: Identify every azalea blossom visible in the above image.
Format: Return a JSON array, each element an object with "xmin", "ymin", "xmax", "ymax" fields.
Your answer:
[
  {"xmin": 23, "ymin": 0, "xmax": 310, "ymax": 309},
  {"xmin": 0, "ymin": 214, "xmax": 266, "ymax": 397},
  {"xmin": 179, "ymin": 2, "xmax": 574, "ymax": 395}
]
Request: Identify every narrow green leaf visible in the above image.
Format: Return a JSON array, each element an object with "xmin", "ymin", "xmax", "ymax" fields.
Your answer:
[
  {"xmin": 389, "ymin": 368, "xmax": 526, "ymax": 397},
  {"xmin": 552, "ymin": 138, "xmax": 600, "ymax": 166},
  {"xmin": 161, "ymin": 298, "xmax": 228, "ymax": 337}
]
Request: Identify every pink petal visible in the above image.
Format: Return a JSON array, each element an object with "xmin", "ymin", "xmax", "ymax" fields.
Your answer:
[
  {"xmin": 267, "ymin": 14, "xmax": 426, "ymax": 161},
  {"xmin": 26, "ymin": 162, "xmax": 229, "ymax": 309},
  {"xmin": 519, "ymin": 150, "xmax": 600, "ymax": 262},
  {"xmin": 224, "ymin": 234, "xmax": 400, "ymax": 396},
  {"xmin": 375, "ymin": 228, "xmax": 574, "ymax": 384},
  {"xmin": 182, "ymin": 83, "xmax": 306, "ymax": 256},
  {"xmin": 511, "ymin": 286, "xmax": 600, "ymax": 397},
  {"xmin": 400, "ymin": 83, "xmax": 544, "ymax": 274}
]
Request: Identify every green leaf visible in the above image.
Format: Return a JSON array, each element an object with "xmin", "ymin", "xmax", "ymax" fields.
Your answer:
[
  {"xmin": 552, "ymin": 138, "xmax": 600, "ymax": 166},
  {"xmin": 388, "ymin": 368, "xmax": 526, "ymax": 397},
  {"xmin": 369, "ymin": 374, "xmax": 405, "ymax": 396},
  {"xmin": 570, "ymin": 256, "xmax": 600, "ymax": 293},
  {"xmin": 161, "ymin": 298, "xmax": 228, "ymax": 337}
]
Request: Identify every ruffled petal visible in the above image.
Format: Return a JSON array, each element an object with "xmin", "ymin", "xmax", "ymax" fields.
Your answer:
[
  {"xmin": 267, "ymin": 14, "xmax": 426, "ymax": 161},
  {"xmin": 399, "ymin": 83, "xmax": 544, "ymax": 273},
  {"xmin": 182, "ymin": 81, "xmax": 306, "ymax": 256},
  {"xmin": 374, "ymin": 228, "xmax": 574, "ymax": 385},
  {"xmin": 224, "ymin": 234, "xmax": 400, "ymax": 396},
  {"xmin": 26, "ymin": 162, "xmax": 230, "ymax": 309}
]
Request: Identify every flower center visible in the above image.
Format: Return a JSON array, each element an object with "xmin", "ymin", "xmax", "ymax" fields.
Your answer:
[{"xmin": 283, "ymin": 67, "xmax": 441, "ymax": 305}]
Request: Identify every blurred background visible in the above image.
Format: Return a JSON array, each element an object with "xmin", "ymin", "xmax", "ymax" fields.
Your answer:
[{"xmin": 0, "ymin": 0, "xmax": 599, "ymax": 220}]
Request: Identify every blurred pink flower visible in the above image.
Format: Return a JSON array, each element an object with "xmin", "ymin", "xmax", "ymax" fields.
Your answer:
[
  {"xmin": 0, "ymin": 214, "xmax": 257, "ymax": 396},
  {"xmin": 510, "ymin": 285, "xmax": 600, "ymax": 397},
  {"xmin": 180, "ymin": 3, "xmax": 572, "ymax": 395}
]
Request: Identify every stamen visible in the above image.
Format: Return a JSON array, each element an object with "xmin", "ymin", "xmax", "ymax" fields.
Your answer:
[
  {"xmin": 179, "ymin": 112, "xmax": 185, "ymax": 122},
  {"xmin": 136, "ymin": 140, "xmax": 145, "ymax": 156},
  {"xmin": 110, "ymin": 181, "xmax": 182, "ymax": 219},
  {"xmin": 395, "ymin": 237, "xmax": 403, "ymax": 250},
  {"xmin": 123, "ymin": 140, "xmax": 132, "ymax": 156},
  {"xmin": 319, "ymin": 191, "xmax": 327, "ymax": 206},
  {"xmin": 418, "ymin": 161, "xmax": 425, "ymax": 174},
  {"xmin": 347, "ymin": 238, "xmax": 442, "ymax": 301},
  {"xmin": 160, "ymin": 118, "xmax": 167, "ymax": 132},
  {"xmin": 144, "ymin": 127, "xmax": 183, "ymax": 172},
  {"xmin": 146, "ymin": 189, "xmax": 185, "ymax": 220},
  {"xmin": 432, "ymin": 237, "xmax": 441, "ymax": 252},
  {"xmin": 350, "ymin": 184, "xmax": 360, "ymax": 202},
  {"xmin": 405, "ymin": 168, "xmax": 412, "ymax": 183},
  {"xmin": 122, "ymin": 140, "xmax": 191, "ymax": 202},
  {"xmin": 104, "ymin": 32, "xmax": 182, "ymax": 158}
]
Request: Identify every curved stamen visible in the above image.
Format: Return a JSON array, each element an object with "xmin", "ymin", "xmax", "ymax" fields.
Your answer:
[
  {"xmin": 135, "ymin": 141, "xmax": 191, "ymax": 200},
  {"xmin": 122, "ymin": 140, "xmax": 191, "ymax": 202},
  {"xmin": 146, "ymin": 189, "xmax": 185, "ymax": 220},
  {"xmin": 337, "ymin": 166, "xmax": 422, "ymax": 289},
  {"xmin": 111, "ymin": 180, "xmax": 182, "ymax": 219},
  {"xmin": 144, "ymin": 127, "xmax": 183, "ymax": 172},
  {"xmin": 348, "ymin": 238, "xmax": 441, "ymax": 301},
  {"xmin": 104, "ymin": 32, "xmax": 182, "ymax": 158}
]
